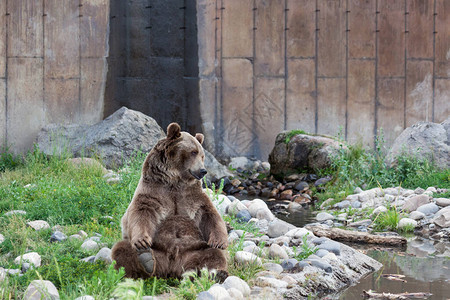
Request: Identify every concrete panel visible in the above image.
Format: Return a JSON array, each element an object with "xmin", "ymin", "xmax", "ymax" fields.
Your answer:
[
  {"xmin": 222, "ymin": 59, "xmax": 254, "ymax": 156},
  {"xmin": 0, "ymin": 0, "xmax": 6, "ymax": 77},
  {"xmin": 318, "ymin": 0, "xmax": 346, "ymax": 77},
  {"xmin": 128, "ymin": 0, "xmax": 151, "ymax": 59},
  {"xmin": 222, "ymin": 0, "xmax": 253, "ymax": 58},
  {"xmin": 254, "ymin": 77, "xmax": 285, "ymax": 159},
  {"xmin": 80, "ymin": 58, "xmax": 106, "ymax": 124},
  {"xmin": 0, "ymin": 79, "xmax": 5, "ymax": 145},
  {"xmin": 287, "ymin": 0, "xmax": 315, "ymax": 58},
  {"xmin": 377, "ymin": 78, "xmax": 405, "ymax": 146},
  {"xmin": 434, "ymin": 80, "xmax": 450, "ymax": 123},
  {"xmin": 407, "ymin": 0, "xmax": 433, "ymax": 58},
  {"xmin": 197, "ymin": 0, "xmax": 218, "ymax": 77},
  {"xmin": 348, "ymin": 0, "xmax": 376, "ymax": 59},
  {"xmin": 7, "ymin": 58, "xmax": 44, "ymax": 153},
  {"xmin": 150, "ymin": 0, "xmax": 184, "ymax": 58},
  {"xmin": 378, "ymin": 0, "xmax": 405, "ymax": 77},
  {"xmin": 45, "ymin": 79, "xmax": 79, "ymax": 124},
  {"xmin": 44, "ymin": 0, "xmax": 79, "ymax": 79},
  {"xmin": 435, "ymin": 0, "xmax": 450, "ymax": 77},
  {"xmin": 317, "ymin": 78, "xmax": 346, "ymax": 136},
  {"xmin": 406, "ymin": 61, "xmax": 433, "ymax": 126},
  {"xmin": 215, "ymin": 2, "xmax": 222, "ymax": 78},
  {"xmin": 348, "ymin": 60, "xmax": 375, "ymax": 147},
  {"xmin": 286, "ymin": 59, "xmax": 316, "ymax": 133},
  {"xmin": 198, "ymin": 78, "xmax": 217, "ymax": 151},
  {"xmin": 255, "ymin": 0, "xmax": 285, "ymax": 76},
  {"xmin": 80, "ymin": 0, "xmax": 109, "ymax": 58},
  {"xmin": 7, "ymin": 0, "xmax": 43, "ymax": 57}
]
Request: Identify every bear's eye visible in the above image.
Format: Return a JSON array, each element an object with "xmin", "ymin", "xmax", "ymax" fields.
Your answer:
[{"xmin": 191, "ymin": 151, "xmax": 198, "ymax": 156}]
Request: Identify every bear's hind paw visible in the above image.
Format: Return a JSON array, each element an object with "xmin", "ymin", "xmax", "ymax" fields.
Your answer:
[{"xmin": 138, "ymin": 249, "xmax": 155, "ymax": 275}]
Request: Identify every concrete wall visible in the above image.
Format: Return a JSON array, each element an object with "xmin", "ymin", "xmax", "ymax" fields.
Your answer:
[
  {"xmin": 0, "ymin": 0, "xmax": 109, "ymax": 153},
  {"xmin": 198, "ymin": 0, "xmax": 450, "ymax": 160}
]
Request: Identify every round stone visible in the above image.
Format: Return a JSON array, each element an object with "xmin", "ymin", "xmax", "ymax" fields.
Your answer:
[
  {"xmin": 234, "ymin": 251, "xmax": 262, "ymax": 266},
  {"xmin": 316, "ymin": 212, "xmax": 334, "ymax": 222},
  {"xmin": 268, "ymin": 244, "xmax": 288, "ymax": 260},
  {"xmin": 235, "ymin": 210, "xmax": 252, "ymax": 223},
  {"xmin": 26, "ymin": 220, "xmax": 50, "ymax": 231},
  {"xmin": 222, "ymin": 276, "xmax": 251, "ymax": 296},
  {"xmin": 14, "ymin": 252, "xmax": 41, "ymax": 267},
  {"xmin": 398, "ymin": 218, "xmax": 418, "ymax": 229},
  {"xmin": 51, "ymin": 231, "xmax": 67, "ymax": 242},
  {"xmin": 94, "ymin": 247, "xmax": 112, "ymax": 264},
  {"xmin": 416, "ymin": 203, "xmax": 440, "ymax": 215},
  {"xmin": 81, "ymin": 240, "xmax": 99, "ymax": 252}
]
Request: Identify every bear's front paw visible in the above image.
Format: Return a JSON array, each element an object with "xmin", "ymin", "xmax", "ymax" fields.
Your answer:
[
  {"xmin": 208, "ymin": 234, "xmax": 228, "ymax": 249},
  {"xmin": 132, "ymin": 235, "xmax": 152, "ymax": 251}
]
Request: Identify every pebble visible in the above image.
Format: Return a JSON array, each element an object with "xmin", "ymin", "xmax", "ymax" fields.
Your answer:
[
  {"xmin": 24, "ymin": 280, "xmax": 60, "ymax": 300},
  {"xmin": 285, "ymin": 228, "xmax": 311, "ymax": 239},
  {"xmin": 197, "ymin": 291, "xmax": 215, "ymax": 300},
  {"xmin": 248, "ymin": 199, "xmax": 269, "ymax": 217},
  {"xmin": 372, "ymin": 206, "xmax": 388, "ymax": 215},
  {"xmin": 14, "ymin": 252, "xmax": 41, "ymax": 267},
  {"xmin": 268, "ymin": 244, "xmax": 289, "ymax": 260},
  {"xmin": 281, "ymin": 274, "xmax": 297, "ymax": 287},
  {"xmin": 317, "ymin": 240, "xmax": 341, "ymax": 255},
  {"xmin": 235, "ymin": 210, "xmax": 252, "ymax": 223},
  {"xmin": 51, "ymin": 231, "xmax": 67, "ymax": 242},
  {"xmin": 315, "ymin": 249, "xmax": 329, "ymax": 258},
  {"xmin": 397, "ymin": 218, "xmax": 418, "ymax": 229},
  {"xmin": 409, "ymin": 211, "xmax": 425, "ymax": 220},
  {"xmin": 27, "ymin": 220, "xmax": 50, "ymax": 231},
  {"xmin": 227, "ymin": 200, "xmax": 247, "ymax": 216},
  {"xmin": 222, "ymin": 276, "xmax": 251, "ymax": 296},
  {"xmin": 281, "ymin": 258, "xmax": 298, "ymax": 271},
  {"xmin": 81, "ymin": 240, "xmax": 99, "ymax": 252},
  {"xmin": 69, "ymin": 234, "xmax": 83, "ymax": 241},
  {"xmin": 436, "ymin": 198, "xmax": 450, "ymax": 207},
  {"xmin": 234, "ymin": 251, "xmax": 262, "ymax": 266},
  {"xmin": 256, "ymin": 276, "xmax": 288, "ymax": 289},
  {"xmin": 5, "ymin": 210, "xmax": 27, "ymax": 216},
  {"xmin": 267, "ymin": 219, "xmax": 295, "ymax": 238},
  {"xmin": 334, "ymin": 200, "xmax": 351, "ymax": 209},
  {"xmin": 316, "ymin": 212, "xmax": 334, "ymax": 222},
  {"xmin": 213, "ymin": 195, "xmax": 231, "ymax": 215},
  {"xmin": 416, "ymin": 203, "xmax": 440, "ymax": 215},
  {"xmin": 81, "ymin": 256, "xmax": 96, "ymax": 263},
  {"xmin": 74, "ymin": 296, "xmax": 95, "ymax": 300},
  {"xmin": 306, "ymin": 259, "xmax": 333, "ymax": 273},
  {"xmin": 0, "ymin": 233, "xmax": 4, "ymax": 244},
  {"xmin": 350, "ymin": 200, "xmax": 362, "ymax": 208},
  {"xmin": 347, "ymin": 219, "xmax": 372, "ymax": 228},
  {"xmin": 94, "ymin": 247, "xmax": 112, "ymax": 264},
  {"xmin": 208, "ymin": 284, "xmax": 231, "ymax": 300},
  {"xmin": 263, "ymin": 263, "xmax": 283, "ymax": 274},
  {"xmin": 226, "ymin": 288, "xmax": 244, "ymax": 299},
  {"xmin": 256, "ymin": 207, "xmax": 275, "ymax": 221},
  {"xmin": 403, "ymin": 194, "xmax": 430, "ymax": 212}
]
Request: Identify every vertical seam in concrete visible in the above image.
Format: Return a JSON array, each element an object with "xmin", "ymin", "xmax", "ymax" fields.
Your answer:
[
  {"xmin": 404, "ymin": 0, "xmax": 407, "ymax": 129},
  {"xmin": 4, "ymin": 0, "xmax": 8, "ymax": 146},
  {"xmin": 432, "ymin": 0, "xmax": 436, "ymax": 122},
  {"xmin": 42, "ymin": 0, "xmax": 46, "ymax": 121},
  {"xmin": 78, "ymin": 0, "xmax": 82, "ymax": 121},
  {"xmin": 345, "ymin": 0, "xmax": 349, "ymax": 140},
  {"xmin": 214, "ymin": 0, "xmax": 219, "ymax": 154},
  {"xmin": 219, "ymin": 0, "xmax": 224, "ymax": 155},
  {"xmin": 374, "ymin": 0, "xmax": 379, "ymax": 149},
  {"xmin": 252, "ymin": 0, "xmax": 257, "ymax": 156},
  {"xmin": 314, "ymin": 0, "xmax": 318, "ymax": 134},
  {"xmin": 283, "ymin": 0, "xmax": 287, "ymax": 130}
]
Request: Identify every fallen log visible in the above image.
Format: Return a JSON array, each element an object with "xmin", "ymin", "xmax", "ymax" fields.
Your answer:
[
  {"xmin": 305, "ymin": 225, "xmax": 407, "ymax": 246},
  {"xmin": 362, "ymin": 290, "xmax": 432, "ymax": 299}
]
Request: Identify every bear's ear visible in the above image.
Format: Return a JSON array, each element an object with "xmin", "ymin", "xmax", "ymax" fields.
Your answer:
[
  {"xmin": 195, "ymin": 133, "xmax": 204, "ymax": 145},
  {"xmin": 167, "ymin": 123, "xmax": 181, "ymax": 140}
]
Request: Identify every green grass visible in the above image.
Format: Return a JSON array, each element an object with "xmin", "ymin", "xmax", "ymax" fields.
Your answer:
[
  {"xmin": 372, "ymin": 205, "xmax": 404, "ymax": 232},
  {"xmin": 293, "ymin": 234, "xmax": 318, "ymax": 260},
  {"xmin": 284, "ymin": 129, "xmax": 308, "ymax": 144}
]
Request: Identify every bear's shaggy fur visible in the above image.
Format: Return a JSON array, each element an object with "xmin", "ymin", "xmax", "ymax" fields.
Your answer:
[{"xmin": 111, "ymin": 123, "xmax": 228, "ymax": 279}]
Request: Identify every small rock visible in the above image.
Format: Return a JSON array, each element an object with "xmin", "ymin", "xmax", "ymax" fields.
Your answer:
[
  {"xmin": 106, "ymin": 177, "xmax": 121, "ymax": 184},
  {"xmin": 281, "ymin": 275, "xmax": 297, "ymax": 287},
  {"xmin": 436, "ymin": 198, "xmax": 450, "ymax": 207},
  {"xmin": 403, "ymin": 194, "xmax": 429, "ymax": 212},
  {"xmin": 81, "ymin": 240, "xmax": 99, "ymax": 252},
  {"xmin": 280, "ymin": 189, "xmax": 293, "ymax": 200},
  {"xmin": 409, "ymin": 211, "xmax": 425, "ymax": 220},
  {"xmin": 24, "ymin": 280, "xmax": 60, "ymax": 300},
  {"xmin": 288, "ymin": 202, "xmax": 303, "ymax": 212},
  {"xmin": 228, "ymin": 231, "xmax": 240, "ymax": 243},
  {"xmin": 416, "ymin": 203, "xmax": 440, "ymax": 215},
  {"xmin": 372, "ymin": 206, "xmax": 388, "ymax": 215},
  {"xmin": 6, "ymin": 269, "xmax": 21, "ymax": 275},
  {"xmin": 306, "ymin": 259, "xmax": 333, "ymax": 273},
  {"xmin": 314, "ymin": 176, "xmax": 332, "ymax": 187},
  {"xmin": 315, "ymin": 249, "xmax": 329, "ymax": 258},
  {"xmin": 294, "ymin": 181, "xmax": 309, "ymax": 191},
  {"xmin": 281, "ymin": 258, "xmax": 298, "ymax": 271},
  {"xmin": 268, "ymin": 244, "xmax": 289, "ymax": 260},
  {"xmin": 415, "ymin": 187, "xmax": 425, "ymax": 194},
  {"xmin": 14, "ymin": 252, "xmax": 41, "ymax": 267},
  {"xmin": 256, "ymin": 276, "xmax": 288, "ymax": 289},
  {"xmin": 227, "ymin": 200, "xmax": 247, "ymax": 216},
  {"xmin": 0, "ymin": 267, "xmax": 5, "ymax": 281},
  {"xmin": 337, "ymin": 213, "xmax": 347, "ymax": 221},
  {"xmin": 256, "ymin": 207, "xmax": 275, "ymax": 221},
  {"xmin": 207, "ymin": 284, "xmax": 231, "ymax": 300},
  {"xmin": 243, "ymin": 245, "xmax": 261, "ymax": 256},
  {"xmin": 81, "ymin": 256, "xmax": 96, "ymax": 263},
  {"xmin": 316, "ymin": 212, "xmax": 334, "ymax": 222},
  {"xmin": 4, "ymin": 210, "xmax": 27, "ymax": 216},
  {"xmin": 350, "ymin": 200, "xmax": 362, "ymax": 208},
  {"xmin": 213, "ymin": 195, "xmax": 231, "ymax": 215},
  {"xmin": 222, "ymin": 276, "xmax": 251, "ymax": 296},
  {"xmin": 348, "ymin": 219, "xmax": 372, "ymax": 228},
  {"xmin": 262, "ymin": 263, "xmax": 283, "ymax": 274},
  {"xmin": 197, "ymin": 291, "xmax": 215, "ymax": 300},
  {"xmin": 333, "ymin": 200, "xmax": 351, "ymax": 209},
  {"xmin": 94, "ymin": 247, "xmax": 112, "ymax": 264},
  {"xmin": 226, "ymin": 288, "xmax": 244, "ymax": 300},
  {"xmin": 285, "ymin": 228, "xmax": 311, "ymax": 239},
  {"xmin": 354, "ymin": 187, "xmax": 363, "ymax": 194},
  {"xmin": 235, "ymin": 210, "xmax": 252, "ymax": 223},
  {"xmin": 267, "ymin": 219, "xmax": 296, "ymax": 238},
  {"xmin": 426, "ymin": 187, "xmax": 437, "ymax": 193},
  {"xmin": 248, "ymin": 199, "xmax": 269, "ymax": 217},
  {"xmin": 74, "ymin": 296, "xmax": 95, "ymax": 300},
  {"xmin": 320, "ymin": 198, "xmax": 335, "ymax": 209},
  {"xmin": 317, "ymin": 240, "xmax": 341, "ymax": 255},
  {"xmin": 50, "ymin": 231, "xmax": 67, "ymax": 242},
  {"xmin": 69, "ymin": 234, "xmax": 83, "ymax": 241},
  {"xmin": 0, "ymin": 233, "xmax": 4, "ymax": 244},
  {"xmin": 234, "ymin": 251, "xmax": 262, "ymax": 266},
  {"xmin": 433, "ymin": 206, "xmax": 450, "ymax": 228},
  {"xmin": 398, "ymin": 218, "xmax": 418, "ymax": 229},
  {"xmin": 78, "ymin": 230, "xmax": 88, "ymax": 238}
]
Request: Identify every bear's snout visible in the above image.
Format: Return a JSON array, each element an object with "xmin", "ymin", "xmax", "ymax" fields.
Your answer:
[{"xmin": 189, "ymin": 168, "xmax": 208, "ymax": 180}]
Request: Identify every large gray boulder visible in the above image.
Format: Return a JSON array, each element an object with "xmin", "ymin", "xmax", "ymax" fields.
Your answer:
[
  {"xmin": 386, "ymin": 118, "xmax": 450, "ymax": 169},
  {"xmin": 268, "ymin": 131, "xmax": 345, "ymax": 178},
  {"xmin": 37, "ymin": 107, "xmax": 231, "ymax": 180}
]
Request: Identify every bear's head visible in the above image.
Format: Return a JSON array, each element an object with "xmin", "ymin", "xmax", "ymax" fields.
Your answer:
[{"xmin": 143, "ymin": 122, "xmax": 207, "ymax": 185}]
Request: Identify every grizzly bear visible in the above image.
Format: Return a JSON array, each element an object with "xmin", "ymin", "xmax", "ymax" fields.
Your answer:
[{"xmin": 111, "ymin": 123, "xmax": 228, "ymax": 280}]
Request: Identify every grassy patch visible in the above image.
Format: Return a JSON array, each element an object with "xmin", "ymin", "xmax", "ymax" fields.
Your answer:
[
  {"xmin": 284, "ymin": 129, "xmax": 308, "ymax": 144},
  {"xmin": 372, "ymin": 205, "xmax": 403, "ymax": 232},
  {"xmin": 293, "ymin": 234, "xmax": 318, "ymax": 260}
]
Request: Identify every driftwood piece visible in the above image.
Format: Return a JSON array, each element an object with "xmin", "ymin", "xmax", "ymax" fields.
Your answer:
[
  {"xmin": 305, "ymin": 225, "xmax": 407, "ymax": 246},
  {"xmin": 362, "ymin": 290, "xmax": 432, "ymax": 299}
]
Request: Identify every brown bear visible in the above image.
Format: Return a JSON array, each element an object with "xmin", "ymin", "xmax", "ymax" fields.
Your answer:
[{"xmin": 111, "ymin": 122, "xmax": 228, "ymax": 280}]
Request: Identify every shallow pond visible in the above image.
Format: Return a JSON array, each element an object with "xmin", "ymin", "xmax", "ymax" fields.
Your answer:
[{"xmin": 271, "ymin": 206, "xmax": 450, "ymax": 299}]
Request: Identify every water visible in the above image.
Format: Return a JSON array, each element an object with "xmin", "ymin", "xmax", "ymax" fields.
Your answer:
[{"xmin": 271, "ymin": 204, "xmax": 450, "ymax": 299}]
